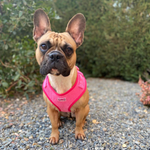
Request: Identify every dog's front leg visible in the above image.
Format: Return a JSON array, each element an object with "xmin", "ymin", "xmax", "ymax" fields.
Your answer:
[
  {"xmin": 75, "ymin": 104, "xmax": 89, "ymax": 140},
  {"xmin": 47, "ymin": 105, "xmax": 60, "ymax": 144}
]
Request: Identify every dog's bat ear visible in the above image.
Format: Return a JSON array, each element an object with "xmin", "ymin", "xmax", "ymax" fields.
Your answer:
[
  {"xmin": 66, "ymin": 13, "xmax": 86, "ymax": 47},
  {"xmin": 33, "ymin": 9, "xmax": 51, "ymax": 42}
]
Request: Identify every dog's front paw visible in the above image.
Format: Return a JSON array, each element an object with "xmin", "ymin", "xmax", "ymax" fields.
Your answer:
[
  {"xmin": 49, "ymin": 136, "xmax": 59, "ymax": 144},
  {"xmin": 49, "ymin": 132, "xmax": 59, "ymax": 144},
  {"xmin": 75, "ymin": 129, "xmax": 85, "ymax": 140}
]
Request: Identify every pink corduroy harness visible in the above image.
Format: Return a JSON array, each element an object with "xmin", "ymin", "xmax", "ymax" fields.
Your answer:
[{"xmin": 42, "ymin": 67, "xmax": 87, "ymax": 112}]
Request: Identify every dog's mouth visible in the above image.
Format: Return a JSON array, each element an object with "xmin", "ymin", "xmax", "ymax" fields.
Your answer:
[
  {"xmin": 51, "ymin": 68, "xmax": 59, "ymax": 74},
  {"xmin": 40, "ymin": 53, "xmax": 71, "ymax": 77}
]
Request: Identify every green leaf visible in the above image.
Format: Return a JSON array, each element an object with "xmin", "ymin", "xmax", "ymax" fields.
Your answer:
[
  {"xmin": 19, "ymin": 11, "xmax": 23, "ymax": 18},
  {"xmin": 2, "ymin": 82, "xmax": 9, "ymax": 88},
  {"xmin": 23, "ymin": 0, "xmax": 27, "ymax": 5},
  {"xmin": 27, "ymin": 81, "xmax": 35, "ymax": 87},
  {"xmin": 4, "ymin": 45, "xmax": 8, "ymax": 50},
  {"xmin": 13, "ymin": 74, "xmax": 20, "ymax": 81}
]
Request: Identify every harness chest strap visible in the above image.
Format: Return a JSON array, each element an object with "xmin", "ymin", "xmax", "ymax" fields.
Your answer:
[{"xmin": 42, "ymin": 68, "xmax": 87, "ymax": 112}]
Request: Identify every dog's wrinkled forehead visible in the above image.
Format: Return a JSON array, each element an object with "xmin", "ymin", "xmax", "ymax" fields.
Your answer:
[
  {"xmin": 48, "ymin": 32, "xmax": 64, "ymax": 45},
  {"xmin": 38, "ymin": 31, "xmax": 77, "ymax": 50}
]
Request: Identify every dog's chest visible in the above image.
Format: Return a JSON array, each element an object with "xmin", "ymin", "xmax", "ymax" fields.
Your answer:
[{"xmin": 48, "ymin": 74, "xmax": 72, "ymax": 94}]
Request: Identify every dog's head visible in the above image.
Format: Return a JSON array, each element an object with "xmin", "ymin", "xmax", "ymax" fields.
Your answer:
[{"xmin": 33, "ymin": 9, "xmax": 86, "ymax": 77}]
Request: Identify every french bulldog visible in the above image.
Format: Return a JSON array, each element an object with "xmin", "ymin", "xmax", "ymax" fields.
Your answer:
[{"xmin": 33, "ymin": 9, "xmax": 89, "ymax": 144}]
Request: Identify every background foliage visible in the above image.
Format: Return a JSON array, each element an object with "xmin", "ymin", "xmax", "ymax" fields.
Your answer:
[
  {"xmin": 53, "ymin": 0, "xmax": 150, "ymax": 81},
  {"xmin": 0, "ymin": 0, "xmax": 56, "ymax": 97},
  {"xmin": 0, "ymin": 0, "xmax": 150, "ymax": 97}
]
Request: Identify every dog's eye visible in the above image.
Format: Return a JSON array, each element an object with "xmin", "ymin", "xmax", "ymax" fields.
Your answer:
[
  {"xmin": 66, "ymin": 47, "xmax": 73, "ymax": 56},
  {"xmin": 61, "ymin": 44, "xmax": 73, "ymax": 57},
  {"xmin": 40, "ymin": 41, "xmax": 51, "ymax": 53},
  {"xmin": 40, "ymin": 44, "xmax": 48, "ymax": 52},
  {"xmin": 41, "ymin": 44, "xmax": 47, "ymax": 50}
]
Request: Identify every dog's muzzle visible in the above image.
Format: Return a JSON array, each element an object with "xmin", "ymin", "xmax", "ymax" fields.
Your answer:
[{"xmin": 40, "ymin": 51, "xmax": 71, "ymax": 76}]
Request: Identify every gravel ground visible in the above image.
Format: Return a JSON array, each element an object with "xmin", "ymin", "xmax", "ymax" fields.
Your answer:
[{"xmin": 0, "ymin": 78, "xmax": 150, "ymax": 150}]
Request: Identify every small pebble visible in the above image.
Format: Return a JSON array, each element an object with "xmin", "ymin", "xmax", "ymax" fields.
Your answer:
[
  {"xmin": 103, "ymin": 128, "xmax": 107, "ymax": 132},
  {"xmin": 122, "ymin": 144, "xmax": 127, "ymax": 148}
]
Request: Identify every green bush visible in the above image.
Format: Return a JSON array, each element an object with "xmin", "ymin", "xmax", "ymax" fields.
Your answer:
[
  {"xmin": 0, "ymin": 0, "xmax": 56, "ymax": 97},
  {"xmin": 53, "ymin": 0, "xmax": 150, "ymax": 81},
  {"xmin": 1, "ymin": 0, "xmax": 150, "ymax": 97}
]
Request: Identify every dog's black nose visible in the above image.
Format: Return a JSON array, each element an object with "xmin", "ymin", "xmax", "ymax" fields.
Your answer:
[{"xmin": 48, "ymin": 51, "xmax": 62, "ymax": 61}]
